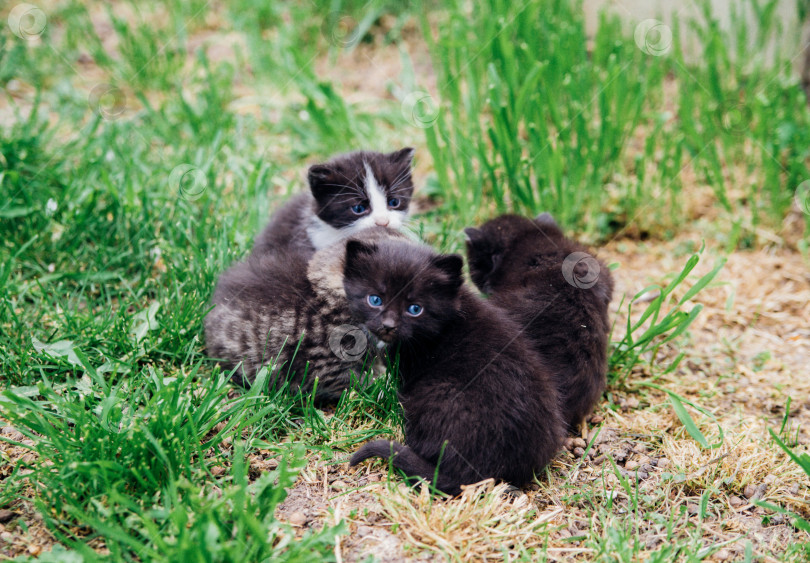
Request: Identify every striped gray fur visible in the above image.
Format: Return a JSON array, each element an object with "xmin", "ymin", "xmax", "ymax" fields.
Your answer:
[{"xmin": 204, "ymin": 227, "xmax": 403, "ymax": 401}]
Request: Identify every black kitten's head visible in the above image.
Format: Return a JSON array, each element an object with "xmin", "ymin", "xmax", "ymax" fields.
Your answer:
[
  {"xmin": 464, "ymin": 213, "xmax": 564, "ymax": 293},
  {"xmin": 342, "ymin": 239, "xmax": 464, "ymax": 344},
  {"xmin": 308, "ymin": 148, "xmax": 415, "ymax": 237}
]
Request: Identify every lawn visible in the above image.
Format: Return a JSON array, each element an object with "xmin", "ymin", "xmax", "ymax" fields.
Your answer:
[{"xmin": 1, "ymin": 0, "xmax": 809, "ymax": 560}]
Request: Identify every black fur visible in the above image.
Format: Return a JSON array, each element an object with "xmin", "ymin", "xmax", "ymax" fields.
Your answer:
[
  {"xmin": 350, "ymin": 440, "xmax": 462, "ymax": 493},
  {"xmin": 465, "ymin": 214, "xmax": 614, "ymax": 431},
  {"xmin": 345, "ymin": 239, "xmax": 564, "ymax": 495}
]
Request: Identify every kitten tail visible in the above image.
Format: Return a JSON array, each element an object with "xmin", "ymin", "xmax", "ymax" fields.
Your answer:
[{"xmin": 350, "ymin": 439, "xmax": 461, "ymax": 495}]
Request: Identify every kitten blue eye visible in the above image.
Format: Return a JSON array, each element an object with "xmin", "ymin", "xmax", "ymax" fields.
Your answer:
[
  {"xmin": 351, "ymin": 204, "xmax": 367, "ymax": 214},
  {"xmin": 387, "ymin": 197, "xmax": 400, "ymax": 208},
  {"xmin": 367, "ymin": 295, "xmax": 383, "ymax": 307},
  {"xmin": 406, "ymin": 304, "xmax": 423, "ymax": 316}
]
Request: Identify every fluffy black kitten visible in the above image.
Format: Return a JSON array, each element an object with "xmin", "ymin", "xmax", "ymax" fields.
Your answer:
[
  {"xmin": 464, "ymin": 213, "xmax": 614, "ymax": 431},
  {"xmin": 252, "ymin": 148, "xmax": 415, "ymax": 260},
  {"xmin": 345, "ymin": 239, "xmax": 564, "ymax": 495}
]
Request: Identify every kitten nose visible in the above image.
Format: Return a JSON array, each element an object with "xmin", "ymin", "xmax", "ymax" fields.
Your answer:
[
  {"xmin": 381, "ymin": 312, "xmax": 397, "ymax": 329},
  {"xmin": 374, "ymin": 215, "xmax": 390, "ymax": 227}
]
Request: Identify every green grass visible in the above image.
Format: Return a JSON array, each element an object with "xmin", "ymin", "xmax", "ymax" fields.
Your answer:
[
  {"xmin": 609, "ymin": 247, "xmax": 727, "ymax": 384},
  {"xmin": 421, "ymin": 0, "xmax": 810, "ymax": 242},
  {"xmin": 1, "ymin": 0, "xmax": 809, "ymax": 560}
]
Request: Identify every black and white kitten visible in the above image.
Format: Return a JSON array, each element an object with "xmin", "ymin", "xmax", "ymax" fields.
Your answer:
[
  {"xmin": 464, "ymin": 213, "xmax": 614, "ymax": 431},
  {"xmin": 346, "ymin": 239, "xmax": 564, "ymax": 495},
  {"xmin": 252, "ymin": 148, "xmax": 415, "ymax": 261}
]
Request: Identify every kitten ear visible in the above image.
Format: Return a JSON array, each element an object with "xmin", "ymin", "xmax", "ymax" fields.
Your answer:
[
  {"xmin": 308, "ymin": 164, "xmax": 335, "ymax": 195},
  {"xmin": 535, "ymin": 212, "xmax": 560, "ymax": 230},
  {"xmin": 308, "ymin": 164, "xmax": 332, "ymax": 182},
  {"xmin": 387, "ymin": 147, "xmax": 415, "ymax": 167},
  {"xmin": 344, "ymin": 239, "xmax": 377, "ymax": 276},
  {"xmin": 463, "ymin": 227, "xmax": 486, "ymax": 248},
  {"xmin": 432, "ymin": 254, "xmax": 465, "ymax": 290}
]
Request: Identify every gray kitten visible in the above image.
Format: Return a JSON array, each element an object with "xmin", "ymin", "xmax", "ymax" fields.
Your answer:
[{"xmin": 204, "ymin": 228, "xmax": 403, "ymax": 402}]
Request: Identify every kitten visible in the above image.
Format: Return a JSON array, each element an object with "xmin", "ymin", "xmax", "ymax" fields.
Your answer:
[
  {"xmin": 206, "ymin": 147, "xmax": 414, "ymax": 400},
  {"xmin": 204, "ymin": 228, "xmax": 403, "ymax": 402},
  {"xmin": 464, "ymin": 213, "xmax": 614, "ymax": 431},
  {"xmin": 345, "ymin": 239, "xmax": 564, "ymax": 495},
  {"xmin": 251, "ymin": 148, "xmax": 415, "ymax": 261}
]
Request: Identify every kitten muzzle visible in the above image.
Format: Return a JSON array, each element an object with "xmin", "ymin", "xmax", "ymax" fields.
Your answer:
[{"xmin": 376, "ymin": 327, "xmax": 398, "ymax": 343}]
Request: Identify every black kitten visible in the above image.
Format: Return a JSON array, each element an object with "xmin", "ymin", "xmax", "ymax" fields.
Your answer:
[
  {"xmin": 465, "ymin": 213, "xmax": 614, "ymax": 431},
  {"xmin": 345, "ymin": 239, "xmax": 564, "ymax": 495},
  {"xmin": 252, "ymin": 148, "xmax": 415, "ymax": 261}
]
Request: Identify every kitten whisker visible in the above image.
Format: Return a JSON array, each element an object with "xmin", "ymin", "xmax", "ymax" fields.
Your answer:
[
  {"xmin": 388, "ymin": 167, "xmax": 412, "ymax": 190},
  {"xmin": 323, "ymin": 195, "xmax": 365, "ymax": 206},
  {"xmin": 317, "ymin": 185, "xmax": 365, "ymax": 195},
  {"xmin": 388, "ymin": 181, "xmax": 413, "ymax": 196},
  {"xmin": 387, "ymin": 185, "xmax": 413, "ymax": 197}
]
